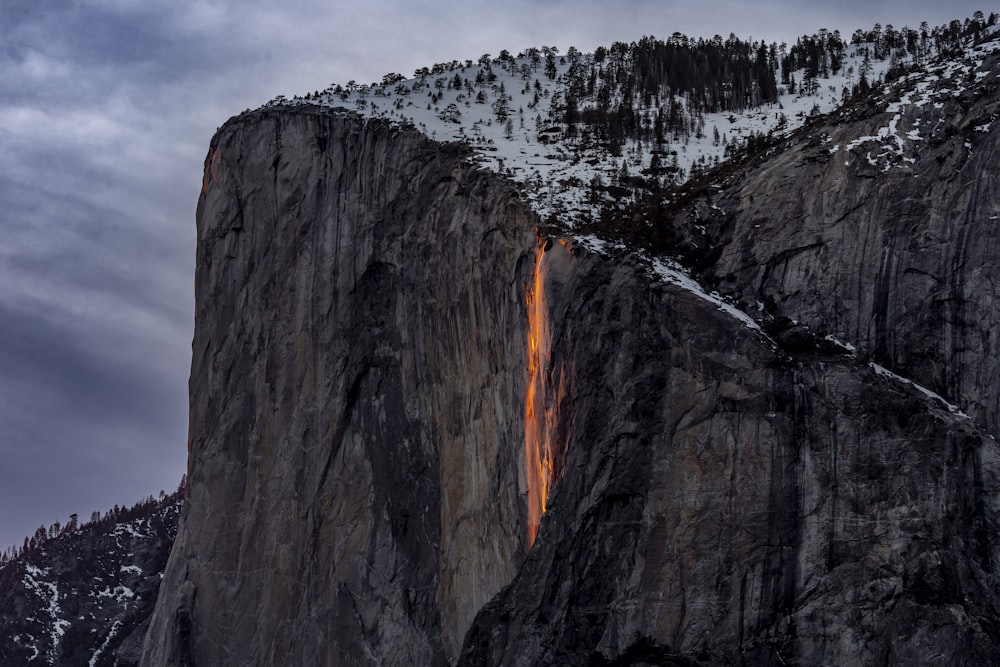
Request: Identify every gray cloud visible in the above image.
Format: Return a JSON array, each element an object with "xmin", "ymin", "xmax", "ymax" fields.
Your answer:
[
  {"xmin": 0, "ymin": 296, "xmax": 188, "ymax": 544},
  {"xmin": 0, "ymin": 0, "xmax": 990, "ymax": 550}
]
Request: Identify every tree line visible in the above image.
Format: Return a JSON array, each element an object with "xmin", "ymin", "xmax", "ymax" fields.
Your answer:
[{"xmin": 0, "ymin": 475, "xmax": 186, "ymax": 565}]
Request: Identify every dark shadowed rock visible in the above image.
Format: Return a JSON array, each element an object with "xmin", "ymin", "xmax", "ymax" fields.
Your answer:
[
  {"xmin": 0, "ymin": 492, "xmax": 182, "ymax": 666},
  {"xmin": 459, "ymin": 244, "xmax": 1000, "ymax": 665}
]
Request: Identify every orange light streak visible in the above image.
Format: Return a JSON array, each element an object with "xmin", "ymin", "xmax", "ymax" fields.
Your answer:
[
  {"xmin": 201, "ymin": 146, "xmax": 222, "ymax": 193},
  {"xmin": 524, "ymin": 241, "xmax": 559, "ymax": 546}
]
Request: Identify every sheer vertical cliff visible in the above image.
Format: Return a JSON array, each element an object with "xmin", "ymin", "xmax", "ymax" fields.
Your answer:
[
  {"xmin": 143, "ymin": 99, "xmax": 1000, "ymax": 665},
  {"xmin": 142, "ymin": 108, "xmax": 537, "ymax": 665},
  {"xmin": 461, "ymin": 246, "xmax": 1000, "ymax": 665}
]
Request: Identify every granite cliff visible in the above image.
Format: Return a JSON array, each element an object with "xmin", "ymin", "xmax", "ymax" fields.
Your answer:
[
  {"xmin": 143, "ymin": 110, "xmax": 535, "ymax": 665},
  {"xmin": 143, "ymin": 31, "xmax": 1000, "ymax": 666}
]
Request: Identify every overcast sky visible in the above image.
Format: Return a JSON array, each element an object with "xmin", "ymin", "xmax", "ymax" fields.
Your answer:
[{"xmin": 0, "ymin": 0, "xmax": 989, "ymax": 551}]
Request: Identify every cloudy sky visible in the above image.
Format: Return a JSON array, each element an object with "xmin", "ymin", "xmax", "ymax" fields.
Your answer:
[{"xmin": 0, "ymin": 0, "xmax": 988, "ymax": 551}]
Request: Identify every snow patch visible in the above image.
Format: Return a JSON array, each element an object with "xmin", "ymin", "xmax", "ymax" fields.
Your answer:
[
  {"xmin": 113, "ymin": 521, "xmax": 145, "ymax": 539},
  {"xmin": 95, "ymin": 585, "xmax": 136, "ymax": 602},
  {"xmin": 23, "ymin": 563, "xmax": 69, "ymax": 660},
  {"xmin": 88, "ymin": 620, "xmax": 123, "ymax": 667},
  {"xmin": 824, "ymin": 335, "xmax": 857, "ymax": 353},
  {"xmin": 871, "ymin": 362, "xmax": 968, "ymax": 417},
  {"xmin": 570, "ymin": 233, "xmax": 615, "ymax": 254},
  {"xmin": 650, "ymin": 257, "xmax": 763, "ymax": 333}
]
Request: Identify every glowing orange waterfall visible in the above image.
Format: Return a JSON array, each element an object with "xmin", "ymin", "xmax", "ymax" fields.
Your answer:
[{"xmin": 524, "ymin": 241, "xmax": 560, "ymax": 547}]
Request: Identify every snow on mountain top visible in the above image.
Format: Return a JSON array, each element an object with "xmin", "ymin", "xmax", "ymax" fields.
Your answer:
[
  {"xmin": 837, "ymin": 34, "xmax": 1000, "ymax": 173},
  {"xmin": 269, "ymin": 19, "xmax": 998, "ymax": 236},
  {"xmin": 278, "ymin": 42, "xmax": 869, "ymax": 224}
]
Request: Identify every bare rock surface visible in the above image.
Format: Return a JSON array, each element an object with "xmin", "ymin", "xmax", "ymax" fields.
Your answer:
[
  {"xmin": 143, "ymin": 108, "xmax": 535, "ymax": 665},
  {"xmin": 460, "ymin": 242, "xmax": 1000, "ymax": 665},
  {"xmin": 683, "ymin": 46, "xmax": 1000, "ymax": 438},
  {"xmin": 144, "ymin": 100, "xmax": 1000, "ymax": 665}
]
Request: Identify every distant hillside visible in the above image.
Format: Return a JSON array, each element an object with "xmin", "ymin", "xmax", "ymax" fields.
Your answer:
[{"xmin": 0, "ymin": 483, "xmax": 184, "ymax": 666}]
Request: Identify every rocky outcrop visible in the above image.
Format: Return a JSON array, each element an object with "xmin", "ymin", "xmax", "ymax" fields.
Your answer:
[
  {"xmin": 142, "ymin": 108, "xmax": 537, "ymax": 665},
  {"xmin": 144, "ymin": 95, "xmax": 1000, "ymax": 664},
  {"xmin": 684, "ymin": 46, "xmax": 1000, "ymax": 439}
]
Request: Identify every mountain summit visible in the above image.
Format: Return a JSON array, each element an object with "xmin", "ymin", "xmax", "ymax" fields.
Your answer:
[{"xmin": 143, "ymin": 14, "xmax": 1000, "ymax": 665}]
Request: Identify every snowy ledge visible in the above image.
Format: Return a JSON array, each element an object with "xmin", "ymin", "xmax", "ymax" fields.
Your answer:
[
  {"xmin": 565, "ymin": 232, "xmax": 769, "ymax": 338},
  {"xmin": 648, "ymin": 257, "xmax": 764, "ymax": 334},
  {"xmin": 870, "ymin": 362, "xmax": 969, "ymax": 418},
  {"xmin": 584, "ymin": 234, "xmax": 981, "ymax": 429}
]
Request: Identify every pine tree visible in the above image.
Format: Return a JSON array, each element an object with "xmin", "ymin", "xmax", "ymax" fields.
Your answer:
[{"xmin": 544, "ymin": 50, "xmax": 558, "ymax": 80}]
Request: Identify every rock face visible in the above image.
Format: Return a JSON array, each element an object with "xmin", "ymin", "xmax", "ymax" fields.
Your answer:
[
  {"xmin": 143, "ymin": 108, "xmax": 536, "ymax": 665},
  {"xmin": 144, "ymin": 98, "xmax": 1000, "ymax": 664},
  {"xmin": 683, "ymin": 47, "xmax": 1000, "ymax": 438},
  {"xmin": 461, "ymin": 246, "xmax": 1000, "ymax": 665}
]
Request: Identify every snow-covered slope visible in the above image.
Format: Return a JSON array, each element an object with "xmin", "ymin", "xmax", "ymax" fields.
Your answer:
[
  {"xmin": 0, "ymin": 490, "xmax": 183, "ymax": 666},
  {"xmin": 258, "ymin": 17, "xmax": 1000, "ymax": 419},
  {"xmin": 277, "ymin": 48, "xmax": 871, "ymax": 223},
  {"xmin": 269, "ymin": 19, "xmax": 997, "ymax": 231},
  {"xmin": 835, "ymin": 36, "xmax": 1000, "ymax": 173}
]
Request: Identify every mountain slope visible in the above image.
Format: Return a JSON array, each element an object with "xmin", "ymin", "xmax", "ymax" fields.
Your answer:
[
  {"xmin": 142, "ymin": 14, "xmax": 1000, "ymax": 666},
  {"xmin": 0, "ymin": 490, "xmax": 183, "ymax": 666},
  {"xmin": 271, "ymin": 15, "xmax": 996, "ymax": 228}
]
